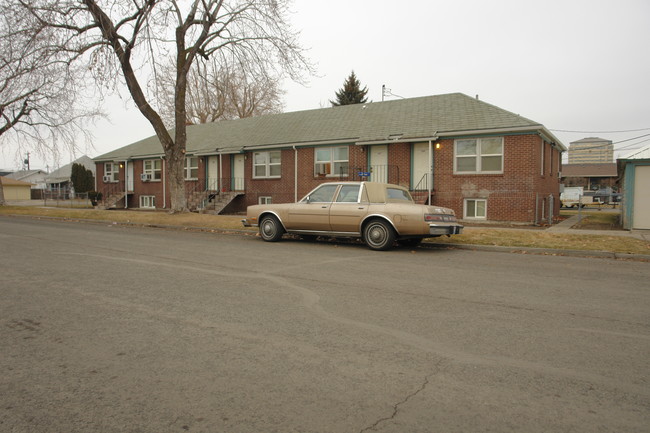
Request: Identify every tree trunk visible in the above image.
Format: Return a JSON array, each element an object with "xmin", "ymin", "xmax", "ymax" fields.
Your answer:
[
  {"xmin": 0, "ymin": 176, "xmax": 5, "ymax": 206},
  {"xmin": 165, "ymin": 146, "xmax": 188, "ymax": 213}
]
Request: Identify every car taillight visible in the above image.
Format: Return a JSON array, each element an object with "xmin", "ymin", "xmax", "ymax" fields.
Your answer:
[{"xmin": 425, "ymin": 214, "xmax": 457, "ymax": 223}]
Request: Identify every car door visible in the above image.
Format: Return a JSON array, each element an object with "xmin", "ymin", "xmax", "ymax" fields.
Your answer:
[
  {"xmin": 286, "ymin": 184, "xmax": 339, "ymax": 231},
  {"xmin": 329, "ymin": 184, "xmax": 368, "ymax": 233}
]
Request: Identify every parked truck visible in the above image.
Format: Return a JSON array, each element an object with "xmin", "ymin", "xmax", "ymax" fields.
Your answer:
[{"xmin": 560, "ymin": 186, "xmax": 593, "ymax": 208}]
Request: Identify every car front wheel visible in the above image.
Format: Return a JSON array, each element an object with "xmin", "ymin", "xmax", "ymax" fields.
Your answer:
[
  {"xmin": 363, "ymin": 219, "xmax": 396, "ymax": 251},
  {"xmin": 259, "ymin": 215, "xmax": 284, "ymax": 242}
]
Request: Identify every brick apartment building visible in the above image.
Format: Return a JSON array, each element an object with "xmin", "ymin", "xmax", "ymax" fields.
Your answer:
[{"xmin": 94, "ymin": 93, "xmax": 565, "ymax": 224}]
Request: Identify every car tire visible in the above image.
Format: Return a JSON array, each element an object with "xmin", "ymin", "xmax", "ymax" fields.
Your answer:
[
  {"xmin": 259, "ymin": 215, "xmax": 284, "ymax": 242},
  {"xmin": 363, "ymin": 219, "xmax": 396, "ymax": 251}
]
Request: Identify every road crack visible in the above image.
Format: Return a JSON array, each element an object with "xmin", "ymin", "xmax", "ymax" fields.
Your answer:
[{"xmin": 359, "ymin": 362, "xmax": 442, "ymax": 432}]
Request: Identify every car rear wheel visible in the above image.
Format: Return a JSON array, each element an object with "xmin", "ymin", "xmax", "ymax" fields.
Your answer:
[
  {"xmin": 363, "ymin": 219, "xmax": 396, "ymax": 251},
  {"xmin": 259, "ymin": 215, "xmax": 284, "ymax": 242}
]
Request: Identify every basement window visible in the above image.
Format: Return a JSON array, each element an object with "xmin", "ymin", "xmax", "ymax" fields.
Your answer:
[
  {"xmin": 464, "ymin": 198, "xmax": 487, "ymax": 219},
  {"xmin": 139, "ymin": 195, "xmax": 156, "ymax": 209}
]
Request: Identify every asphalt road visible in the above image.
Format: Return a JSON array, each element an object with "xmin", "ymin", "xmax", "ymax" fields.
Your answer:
[{"xmin": 1, "ymin": 216, "xmax": 649, "ymax": 433}]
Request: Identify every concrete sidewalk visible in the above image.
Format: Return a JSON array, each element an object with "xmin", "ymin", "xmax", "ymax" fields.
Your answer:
[{"xmin": 546, "ymin": 214, "xmax": 650, "ymax": 241}]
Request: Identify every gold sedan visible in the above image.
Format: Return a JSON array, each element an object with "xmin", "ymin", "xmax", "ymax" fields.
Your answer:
[{"xmin": 242, "ymin": 182, "xmax": 463, "ymax": 251}]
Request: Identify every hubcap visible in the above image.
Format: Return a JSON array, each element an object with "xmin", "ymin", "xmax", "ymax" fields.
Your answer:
[{"xmin": 368, "ymin": 225, "xmax": 386, "ymax": 244}]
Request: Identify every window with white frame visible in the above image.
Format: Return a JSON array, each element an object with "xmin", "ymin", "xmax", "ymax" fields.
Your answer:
[
  {"xmin": 454, "ymin": 137, "xmax": 503, "ymax": 174},
  {"xmin": 104, "ymin": 162, "xmax": 119, "ymax": 182},
  {"xmin": 258, "ymin": 196, "xmax": 272, "ymax": 204},
  {"xmin": 253, "ymin": 151, "xmax": 281, "ymax": 178},
  {"xmin": 143, "ymin": 159, "xmax": 162, "ymax": 181},
  {"xmin": 184, "ymin": 156, "xmax": 199, "ymax": 180},
  {"xmin": 139, "ymin": 195, "xmax": 156, "ymax": 209},
  {"xmin": 464, "ymin": 198, "xmax": 487, "ymax": 219},
  {"xmin": 315, "ymin": 146, "xmax": 349, "ymax": 176}
]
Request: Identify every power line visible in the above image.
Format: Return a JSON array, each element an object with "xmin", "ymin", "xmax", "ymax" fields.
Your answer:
[{"xmin": 551, "ymin": 127, "xmax": 650, "ymax": 134}]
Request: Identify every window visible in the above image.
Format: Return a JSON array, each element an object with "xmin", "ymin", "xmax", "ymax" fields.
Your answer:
[
  {"xmin": 143, "ymin": 159, "xmax": 162, "ymax": 181},
  {"xmin": 386, "ymin": 188, "xmax": 412, "ymax": 202},
  {"xmin": 464, "ymin": 198, "xmax": 487, "ymax": 219},
  {"xmin": 454, "ymin": 137, "xmax": 503, "ymax": 174},
  {"xmin": 139, "ymin": 195, "xmax": 156, "ymax": 209},
  {"xmin": 315, "ymin": 146, "xmax": 349, "ymax": 177},
  {"xmin": 335, "ymin": 185, "xmax": 360, "ymax": 202},
  {"xmin": 184, "ymin": 157, "xmax": 199, "ymax": 180},
  {"xmin": 253, "ymin": 151, "xmax": 281, "ymax": 179},
  {"xmin": 302, "ymin": 184, "xmax": 339, "ymax": 203},
  {"xmin": 258, "ymin": 196, "xmax": 272, "ymax": 205},
  {"xmin": 103, "ymin": 162, "xmax": 119, "ymax": 182}
]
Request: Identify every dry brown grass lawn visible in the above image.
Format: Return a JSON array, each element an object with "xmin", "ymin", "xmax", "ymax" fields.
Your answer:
[{"xmin": 1, "ymin": 205, "xmax": 648, "ymax": 255}]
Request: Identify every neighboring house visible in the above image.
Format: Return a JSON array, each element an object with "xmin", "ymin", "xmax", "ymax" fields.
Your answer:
[
  {"xmin": 45, "ymin": 155, "xmax": 96, "ymax": 195},
  {"xmin": 5, "ymin": 169, "xmax": 48, "ymax": 190},
  {"xmin": 617, "ymin": 145, "xmax": 650, "ymax": 230},
  {"xmin": 568, "ymin": 137, "xmax": 613, "ymax": 164},
  {"xmin": 0, "ymin": 176, "xmax": 33, "ymax": 200},
  {"xmin": 94, "ymin": 93, "xmax": 565, "ymax": 224},
  {"xmin": 561, "ymin": 163, "xmax": 618, "ymax": 191}
]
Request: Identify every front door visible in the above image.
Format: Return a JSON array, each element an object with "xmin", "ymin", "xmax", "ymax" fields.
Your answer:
[
  {"xmin": 127, "ymin": 161, "xmax": 134, "ymax": 191},
  {"xmin": 370, "ymin": 145, "xmax": 388, "ymax": 183},
  {"xmin": 207, "ymin": 156, "xmax": 219, "ymax": 191},
  {"xmin": 233, "ymin": 154, "xmax": 245, "ymax": 191},
  {"xmin": 412, "ymin": 142, "xmax": 431, "ymax": 190}
]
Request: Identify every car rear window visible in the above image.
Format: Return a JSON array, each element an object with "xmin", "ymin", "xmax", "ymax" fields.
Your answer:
[{"xmin": 386, "ymin": 188, "xmax": 413, "ymax": 202}]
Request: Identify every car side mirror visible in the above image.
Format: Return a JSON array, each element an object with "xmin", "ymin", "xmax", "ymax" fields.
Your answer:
[{"xmin": 305, "ymin": 195, "xmax": 311, "ymax": 203}]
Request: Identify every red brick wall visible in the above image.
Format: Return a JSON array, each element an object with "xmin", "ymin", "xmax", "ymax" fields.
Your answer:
[
  {"xmin": 431, "ymin": 135, "xmax": 561, "ymax": 224},
  {"xmin": 95, "ymin": 134, "xmax": 561, "ymax": 223}
]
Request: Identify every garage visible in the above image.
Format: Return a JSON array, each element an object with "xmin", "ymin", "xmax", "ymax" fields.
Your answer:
[
  {"xmin": 632, "ymin": 165, "xmax": 650, "ymax": 229},
  {"xmin": 0, "ymin": 176, "xmax": 33, "ymax": 200},
  {"xmin": 618, "ymin": 145, "xmax": 650, "ymax": 230}
]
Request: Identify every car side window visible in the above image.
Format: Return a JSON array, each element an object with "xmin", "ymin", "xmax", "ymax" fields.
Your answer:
[
  {"xmin": 387, "ymin": 188, "xmax": 412, "ymax": 202},
  {"xmin": 335, "ymin": 185, "xmax": 361, "ymax": 203},
  {"xmin": 308, "ymin": 184, "xmax": 339, "ymax": 202}
]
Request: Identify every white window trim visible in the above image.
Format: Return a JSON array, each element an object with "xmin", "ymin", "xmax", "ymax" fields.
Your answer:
[
  {"xmin": 139, "ymin": 195, "xmax": 156, "ymax": 209},
  {"xmin": 143, "ymin": 159, "xmax": 162, "ymax": 181},
  {"xmin": 454, "ymin": 137, "xmax": 504, "ymax": 174},
  {"xmin": 184, "ymin": 156, "xmax": 199, "ymax": 180},
  {"xmin": 314, "ymin": 146, "xmax": 349, "ymax": 177},
  {"xmin": 258, "ymin": 196, "xmax": 272, "ymax": 205},
  {"xmin": 252, "ymin": 151, "xmax": 281, "ymax": 179},
  {"xmin": 104, "ymin": 162, "xmax": 119, "ymax": 182},
  {"xmin": 464, "ymin": 198, "xmax": 487, "ymax": 220}
]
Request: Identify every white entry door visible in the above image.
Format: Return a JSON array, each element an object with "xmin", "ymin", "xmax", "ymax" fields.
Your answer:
[
  {"xmin": 233, "ymin": 154, "xmax": 245, "ymax": 191},
  {"xmin": 127, "ymin": 161, "xmax": 134, "ymax": 191},
  {"xmin": 412, "ymin": 142, "xmax": 431, "ymax": 190},
  {"xmin": 370, "ymin": 145, "xmax": 388, "ymax": 183},
  {"xmin": 207, "ymin": 156, "xmax": 219, "ymax": 191}
]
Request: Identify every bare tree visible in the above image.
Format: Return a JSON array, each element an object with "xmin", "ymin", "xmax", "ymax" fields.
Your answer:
[
  {"xmin": 0, "ymin": 4, "xmax": 100, "ymax": 205},
  {"xmin": 12, "ymin": 0, "xmax": 312, "ymax": 212},
  {"xmin": 156, "ymin": 59, "xmax": 284, "ymax": 127}
]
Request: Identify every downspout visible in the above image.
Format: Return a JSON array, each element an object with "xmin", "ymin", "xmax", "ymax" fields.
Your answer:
[
  {"xmin": 293, "ymin": 146, "xmax": 298, "ymax": 202},
  {"xmin": 428, "ymin": 141, "xmax": 433, "ymax": 206},
  {"xmin": 161, "ymin": 156, "xmax": 166, "ymax": 209},
  {"xmin": 219, "ymin": 153, "xmax": 223, "ymax": 192},
  {"xmin": 123, "ymin": 160, "xmax": 128, "ymax": 209}
]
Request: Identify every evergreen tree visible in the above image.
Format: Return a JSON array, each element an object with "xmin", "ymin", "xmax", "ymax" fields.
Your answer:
[
  {"xmin": 330, "ymin": 71, "xmax": 369, "ymax": 106},
  {"xmin": 70, "ymin": 163, "xmax": 94, "ymax": 193}
]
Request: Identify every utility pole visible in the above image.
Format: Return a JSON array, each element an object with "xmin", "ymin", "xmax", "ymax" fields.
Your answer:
[{"xmin": 24, "ymin": 152, "xmax": 30, "ymax": 170}]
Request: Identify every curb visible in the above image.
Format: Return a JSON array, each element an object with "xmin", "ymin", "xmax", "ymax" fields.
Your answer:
[
  {"xmin": 424, "ymin": 242, "xmax": 650, "ymax": 262},
  {"xmin": 3, "ymin": 213, "xmax": 649, "ymax": 262}
]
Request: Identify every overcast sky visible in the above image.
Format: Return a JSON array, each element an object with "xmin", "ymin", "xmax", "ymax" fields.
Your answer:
[{"xmin": 2, "ymin": 0, "xmax": 649, "ymax": 171}]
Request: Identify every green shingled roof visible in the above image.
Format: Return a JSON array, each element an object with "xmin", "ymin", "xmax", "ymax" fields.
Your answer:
[{"xmin": 94, "ymin": 93, "xmax": 562, "ymax": 161}]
